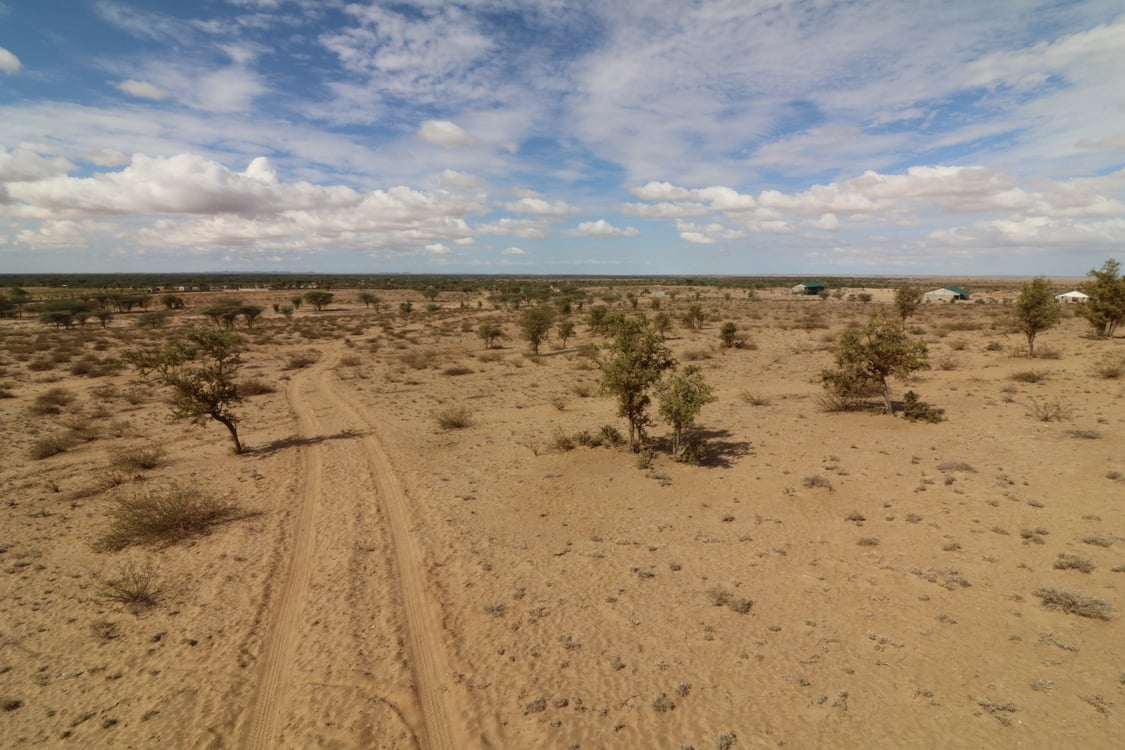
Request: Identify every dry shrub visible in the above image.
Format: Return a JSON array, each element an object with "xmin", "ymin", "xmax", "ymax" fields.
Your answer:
[
  {"xmin": 708, "ymin": 586, "xmax": 753, "ymax": 614},
  {"xmin": 435, "ymin": 406, "xmax": 472, "ymax": 430},
  {"xmin": 109, "ymin": 445, "xmax": 166, "ymax": 473},
  {"xmin": 285, "ymin": 352, "xmax": 319, "ymax": 370},
  {"xmin": 1033, "ymin": 587, "xmax": 1113, "ymax": 620},
  {"xmin": 30, "ymin": 386, "xmax": 75, "ymax": 415},
  {"xmin": 1028, "ymin": 400, "xmax": 1071, "ymax": 422},
  {"xmin": 29, "ymin": 433, "xmax": 76, "ymax": 460},
  {"xmin": 236, "ymin": 378, "xmax": 276, "ymax": 396},
  {"xmin": 1010, "ymin": 369, "xmax": 1048, "ymax": 383},
  {"xmin": 1054, "ymin": 553, "xmax": 1095, "ymax": 573},
  {"xmin": 442, "ymin": 365, "xmax": 474, "ymax": 376},
  {"xmin": 400, "ymin": 349, "xmax": 437, "ymax": 370},
  {"xmin": 1092, "ymin": 356, "xmax": 1124, "ymax": 379},
  {"xmin": 97, "ymin": 562, "xmax": 161, "ymax": 613},
  {"xmin": 95, "ymin": 484, "xmax": 243, "ymax": 551},
  {"xmin": 60, "ymin": 413, "xmax": 101, "ymax": 442}
]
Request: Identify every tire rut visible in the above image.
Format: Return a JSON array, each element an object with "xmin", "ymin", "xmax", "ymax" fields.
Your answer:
[{"xmin": 241, "ymin": 351, "xmax": 474, "ymax": 749}]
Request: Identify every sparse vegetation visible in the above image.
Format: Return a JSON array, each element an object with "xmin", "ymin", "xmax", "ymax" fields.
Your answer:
[
  {"xmin": 95, "ymin": 484, "xmax": 242, "ymax": 551},
  {"xmin": 1033, "ymin": 587, "xmax": 1113, "ymax": 620}
]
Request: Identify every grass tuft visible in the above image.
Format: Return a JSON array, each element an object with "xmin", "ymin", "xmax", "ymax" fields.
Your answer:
[{"xmin": 94, "ymin": 485, "xmax": 243, "ymax": 551}]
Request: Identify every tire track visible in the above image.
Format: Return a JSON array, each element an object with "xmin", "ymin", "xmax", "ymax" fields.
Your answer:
[
  {"xmin": 241, "ymin": 361, "xmax": 323, "ymax": 750},
  {"xmin": 315, "ymin": 364, "xmax": 469, "ymax": 750}
]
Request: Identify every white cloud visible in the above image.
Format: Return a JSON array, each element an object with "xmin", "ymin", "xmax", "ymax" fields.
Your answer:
[
  {"xmin": 675, "ymin": 220, "xmax": 746, "ymax": 245},
  {"xmin": 0, "ymin": 147, "xmax": 75, "ymax": 182},
  {"xmin": 0, "ymin": 46, "xmax": 20, "ymax": 74},
  {"xmin": 417, "ymin": 120, "xmax": 477, "ymax": 148},
  {"xmin": 503, "ymin": 196, "xmax": 577, "ymax": 216},
  {"xmin": 475, "ymin": 217, "xmax": 548, "ymax": 240},
  {"xmin": 425, "ymin": 242, "xmax": 451, "ymax": 254},
  {"xmin": 440, "ymin": 168, "xmax": 483, "ymax": 188},
  {"xmin": 503, "ymin": 246, "xmax": 526, "ymax": 255},
  {"xmin": 565, "ymin": 219, "xmax": 640, "ymax": 238},
  {"xmin": 113, "ymin": 79, "xmax": 167, "ymax": 100},
  {"xmin": 618, "ymin": 201, "xmax": 710, "ymax": 219}
]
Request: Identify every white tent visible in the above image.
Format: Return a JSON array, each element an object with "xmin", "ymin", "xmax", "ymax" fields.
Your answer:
[
  {"xmin": 923, "ymin": 288, "xmax": 959, "ymax": 303},
  {"xmin": 1055, "ymin": 290, "xmax": 1089, "ymax": 303}
]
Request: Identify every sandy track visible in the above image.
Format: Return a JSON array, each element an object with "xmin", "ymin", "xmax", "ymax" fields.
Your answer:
[{"xmin": 240, "ymin": 349, "xmax": 471, "ymax": 749}]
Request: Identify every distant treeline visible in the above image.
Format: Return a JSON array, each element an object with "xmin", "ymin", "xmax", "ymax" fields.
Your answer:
[{"xmin": 0, "ymin": 273, "xmax": 925, "ymax": 294}]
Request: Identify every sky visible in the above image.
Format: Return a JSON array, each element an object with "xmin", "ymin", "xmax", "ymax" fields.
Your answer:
[{"xmin": 1, "ymin": 0, "xmax": 1124, "ymax": 276}]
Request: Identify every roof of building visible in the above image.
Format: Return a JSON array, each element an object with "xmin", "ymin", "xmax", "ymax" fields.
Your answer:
[
  {"xmin": 799, "ymin": 281, "xmax": 828, "ymax": 289},
  {"xmin": 944, "ymin": 286, "xmax": 971, "ymax": 297}
]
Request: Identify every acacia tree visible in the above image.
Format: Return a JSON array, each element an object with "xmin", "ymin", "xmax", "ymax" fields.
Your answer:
[
  {"xmin": 556, "ymin": 319, "xmax": 575, "ymax": 347},
  {"xmin": 303, "ymin": 291, "xmax": 334, "ymax": 311},
  {"xmin": 477, "ymin": 322, "xmax": 503, "ymax": 349},
  {"xmin": 520, "ymin": 305, "xmax": 555, "ymax": 354},
  {"xmin": 821, "ymin": 309, "xmax": 929, "ymax": 416},
  {"xmin": 123, "ymin": 329, "xmax": 246, "ymax": 453},
  {"xmin": 598, "ymin": 315, "xmax": 676, "ymax": 449},
  {"xmin": 1013, "ymin": 277, "xmax": 1061, "ymax": 357},
  {"xmin": 1079, "ymin": 258, "xmax": 1125, "ymax": 337},
  {"xmin": 358, "ymin": 292, "xmax": 381, "ymax": 310},
  {"xmin": 657, "ymin": 365, "xmax": 716, "ymax": 457},
  {"xmin": 894, "ymin": 286, "xmax": 924, "ymax": 320}
]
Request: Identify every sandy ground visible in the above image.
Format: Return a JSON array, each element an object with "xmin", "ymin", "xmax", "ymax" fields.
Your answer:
[{"xmin": 1, "ymin": 282, "xmax": 1122, "ymax": 749}]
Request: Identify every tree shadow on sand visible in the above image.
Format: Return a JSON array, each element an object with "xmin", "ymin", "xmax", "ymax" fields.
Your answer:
[
  {"xmin": 248, "ymin": 429, "xmax": 364, "ymax": 457},
  {"xmin": 651, "ymin": 428, "xmax": 753, "ymax": 469}
]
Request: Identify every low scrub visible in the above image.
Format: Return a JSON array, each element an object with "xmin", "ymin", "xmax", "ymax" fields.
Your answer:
[
  {"xmin": 237, "ymin": 378, "xmax": 276, "ymax": 396},
  {"xmin": 97, "ymin": 562, "xmax": 162, "ymax": 613},
  {"xmin": 1028, "ymin": 399, "xmax": 1071, "ymax": 422},
  {"xmin": 435, "ymin": 406, "xmax": 472, "ymax": 430},
  {"xmin": 94, "ymin": 485, "xmax": 243, "ymax": 551},
  {"xmin": 1033, "ymin": 587, "xmax": 1113, "ymax": 620},
  {"xmin": 1009, "ymin": 369, "xmax": 1048, "ymax": 383},
  {"xmin": 109, "ymin": 445, "xmax": 166, "ymax": 473},
  {"xmin": 29, "ymin": 433, "xmax": 76, "ymax": 460}
]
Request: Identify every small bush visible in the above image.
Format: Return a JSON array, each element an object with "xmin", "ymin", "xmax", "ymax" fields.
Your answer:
[
  {"xmin": 1092, "ymin": 356, "xmax": 1124, "ymax": 379},
  {"xmin": 442, "ymin": 365, "xmax": 474, "ymax": 376},
  {"xmin": 740, "ymin": 391, "xmax": 769, "ymax": 406},
  {"xmin": 435, "ymin": 406, "xmax": 472, "ymax": 430},
  {"xmin": 803, "ymin": 474, "xmax": 834, "ymax": 492},
  {"xmin": 285, "ymin": 352, "xmax": 319, "ymax": 370},
  {"xmin": 237, "ymin": 378, "xmax": 276, "ymax": 397},
  {"xmin": 1066, "ymin": 429, "xmax": 1101, "ymax": 440},
  {"xmin": 708, "ymin": 586, "xmax": 753, "ymax": 614},
  {"xmin": 1054, "ymin": 553, "xmax": 1095, "ymax": 573},
  {"xmin": 29, "ymin": 433, "xmax": 76, "ymax": 460},
  {"xmin": 97, "ymin": 562, "xmax": 161, "ymax": 613},
  {"xmin": 902, "ymin": 391, "xmax": 943, "ymax": 422},
  {"xmin": 1010, "ymin": 370, "xmax": 1048, "ymax": 383},
  {"xmin": 1033, "ymin": 587, "xmax": 1113, "ymax": 620},
  {"xmin": 95, "ymin": 485, "xmax": 242, "ymax": 551},
  {"xmin": 1028, "ymin": 400, "xmax": 1071, "ymax": 422},
  {"xmin": 30, "ymin": 386, "xmax": 75, "ymax": 415},
  {"xmin": 109, "ymin": 445, "xmax": 166, "ymax": 473}
]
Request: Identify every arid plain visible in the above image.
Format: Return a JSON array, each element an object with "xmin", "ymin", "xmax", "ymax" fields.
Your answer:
[{"xmin": 1, "ymin": 280, "xmax": 1122, "ymax": 749}]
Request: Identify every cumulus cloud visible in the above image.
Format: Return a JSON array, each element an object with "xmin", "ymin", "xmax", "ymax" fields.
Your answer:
[
  {"xmin": 503, "ymin": 246, "xmax": 526, "ymax": 255},
  {"xmin": 565, "ymin": 219, "xmax": 640, "ymax": 238},
  {"xmin": 0, "ymin": 147, "xmax": 75, "ymax": 182},
  {"xmin": 425, "ymin": 242, "xmax": 451, "ymax": 254},
  {"xmin": 0, "ymin": 46, "xmax": 20, "ymax": 74},
  {"xmin": 113, "ymin": 79, "xmax": 167, "ymax": 100},
  {"xmin": 503, "ymin": 195, "xmax": 577, "ymax": 216},
  {"xmin": 418, "ymin": 120, "xmax": 477, "ymax": 148},
  {"xmin": 440, "ymin": 168, "xmax": 483, "ymax": 188}
]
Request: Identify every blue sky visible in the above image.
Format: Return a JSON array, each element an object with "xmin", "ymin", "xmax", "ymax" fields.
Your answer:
[{"xmin": 1, "ymin": 0, "xmax": 1123, "ymax": 275}]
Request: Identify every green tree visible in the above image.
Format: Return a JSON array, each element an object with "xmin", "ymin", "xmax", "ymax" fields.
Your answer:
[
  {"xmin": 681, "ymin": 303, "xmax": 705, "ymax": 330},
  {"xmin": 719, "ymin": 321, "xmax": 737, "ymax": 348},
  {"xmin": 358, "ymin": 292, "xmax": 381, "ymax": 310},
  {"xmin": 656, "ymin": 366, "xmax": 716, "ymax": 457},
  {"xmin": 477, "ymin": 323, "xmax": 503, "ymax": 348},
  {"xmin": 399, "ymin": 300, "xmax": 413, "ymax": 319},
  {"xmin": 519, "ymin": 305, "xmax": 555, "ymax": 354},
  {"xmin": 652, "ymin": 311, "xmax": 672, "ymax": 339},
  {"xmin": 123, "ymin": 329, "xmax": 246, "ymax": 453},
  {"xmin": 821, "ymin": 310, "xmax": 929, "ymax": 416},
  {"xmin": 202, "ymin": 298, "xmax": 244, "ymax": 329},
  {"xmin": 160, "ymin": 294, "xmax": 185, "ymax": 310},
  {"xmin": 290, "ymin": 295, "xmax": 303, "ymax": 310},
  {"xmin": 303, "ymin": 291, "xmax": 334, "ymax": 311},
  {"xmin": 556, "ymin": 319, "xmax": 575, "ymax": 347},
  {"xmin": 894, "ymin": 285, "xmax": 924, "ymax": 321},
  {"xmin": 598, "ymin": 316, "xmax": 677, "ymax": 449},
  {"xmin": 1013, "ymin": 277, "xmax": 1061, "ymax": 357},
  {"xmin": 1078, "ymin": 259, "xmax": 1125, "ymax": 337}
]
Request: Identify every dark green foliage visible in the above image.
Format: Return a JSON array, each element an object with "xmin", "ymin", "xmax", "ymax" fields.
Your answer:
[
  {"xmin": 123, "ymin": 329, "xmax": 246, "ymax": 453},
  {"xmin": 477, "ymin": 322, "xmax": 504, "ymax": 349},
  {"xmin": 1013, "ymin": 277, "xmax": 1061, "ymax": 356},
  {"xmin": 657, "ymin": 365, "xmax": 716, "ymax": 456},
  {"xmin": 303, "ymin": 290, "xmax": 334, "ymax": 311},
  {"xmin": 519, "ymin": 305, "xmax": 555, "ymax": 354},
  {"xmin": 719, "ymin": 321, "xmax": 737, "ymax": 348},
  {"xmin": 821, "ymin": 309, "xmax": 929, "ymax": 415},
  {"xmin": 894, "ymin": 285, "xmax": 924, "ymax": 320},
  {"xmin": 902, "ymin": 391, "xmax": 943, "ymax": 422},
  {"xmin": 598, "ymin": 315, "xmax": 676, "ymax": 449},
  {"xmin": 1078, "ymin": 259, "xmax": 1125, "ymax": 337}
]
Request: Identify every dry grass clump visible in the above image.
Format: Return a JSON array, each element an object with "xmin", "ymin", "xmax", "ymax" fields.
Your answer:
[
  {"xmin": 30, "ymin": 386, "xmax": 75, "ymax": 416},
  {"xmin": 97, "ymin": 562, "xmax": 162, "ymax": 613},
  {"xmin": 937, "ymin": 460, "xmax": 975, "ymax": 472},
  {"xmin": 1066, "ymin": 429, "xmax": 1101, "ymax": 439},
  {"xmin": 1033, "ymin": 587, "xmax": 1113, "ymax": 620},
  {"xmin": 29, "ymin": 433, "xmax": 76, "ymax": 460},
  {"xmin": 285, "ymin": 351, "xmax": 319, "ymax": 369},
  {"xmin": 400, "ymin": 349, "xmax": 437, "ymax": 370},
  {"xmin": 1054, "ymin": 553, "xmax": 1095, "ymax": 573},
  {"xmin": 740, "ymin": 391, "xmax": 770, "ymax": 406},
  {"xmin": 1009, "ymin": 369, "xmax": 1048, "ymax": 383},
  {"xmin": 434, "ymin": 406, "xmax": 472, "ymax": 430},
  {"xmin": 1092, "ymin": 356, "xmax": 1124, "ymax": 379},
  {"xmin": 802, "ymin": 474, "xmax": 834, "ymax": 491},
  {"xmin": 109, "ymin": 445, "xmax": 166, "ymax": 473},
  {"xmin": 94, "ymin": 485, "xmax": 243, "ymax": 551},
  {"xmin": 236, "ymin": 378, "xmax": 276, "ymax": 396},
  {"xmin": 912, "ymin": 567, "xmax": 971, "ymax": 589},
  {"xmin": 442, "ymin": 365, "xmax": 474, "ymax": 376},
  {"xmin": 708, "ymin": 586, "xmax": 753, "ymax": 614},
  {"xmin": 1028, "ymin": 399, "xmax": 1071, "ymax": 422},
  {"xmin": 1080, "ymin": 534, "xmax": 1114, "ymax": 547}
]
